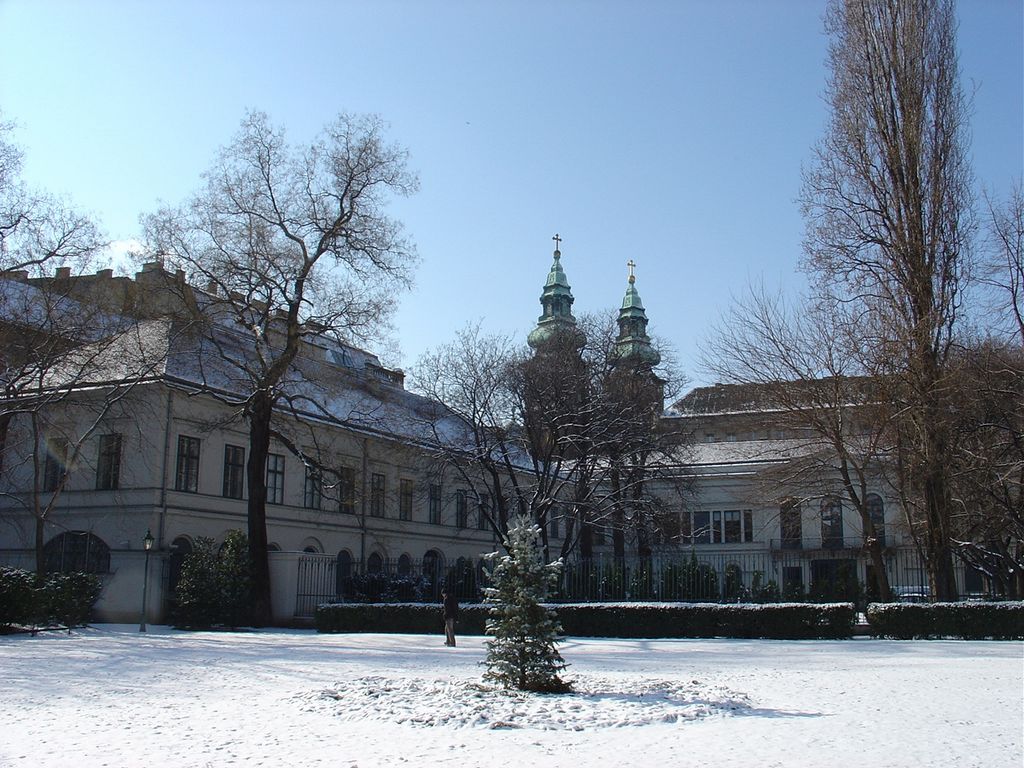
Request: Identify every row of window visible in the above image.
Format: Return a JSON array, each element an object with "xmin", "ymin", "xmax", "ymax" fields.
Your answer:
[
  {"xmin": 42, "ymin": 433, "xmax": 122, "ymax": 492},
  {"xmin": 175, "ymin": 435, "xmax": 500, "ymax": 530}
]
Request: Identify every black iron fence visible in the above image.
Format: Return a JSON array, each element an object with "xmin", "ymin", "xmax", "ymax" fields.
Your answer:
[{"xmin": 292, "ymin": 546, "xmax": 1001, "ymax": 617}]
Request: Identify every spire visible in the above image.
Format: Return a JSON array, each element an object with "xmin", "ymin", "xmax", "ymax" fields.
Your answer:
[
  {"xmin": 612, "ymin": 260, "xmax": 660, "ymax": 367},
  {"xmin": 527, "ymin": 235, "xmax": 578, "ymax": 349}
]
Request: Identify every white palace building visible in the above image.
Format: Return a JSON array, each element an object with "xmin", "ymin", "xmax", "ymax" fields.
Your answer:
[{"xmin": 0, "ymin": 247, "xmax": 976, "ymax": 624}]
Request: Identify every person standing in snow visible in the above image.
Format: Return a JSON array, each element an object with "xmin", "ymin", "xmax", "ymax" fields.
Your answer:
[{"xmin": 442, "ymin": 587, "xmax": 459, "ymax": 647}]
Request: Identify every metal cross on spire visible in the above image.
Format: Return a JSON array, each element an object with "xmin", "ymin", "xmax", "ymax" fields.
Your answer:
[
  {"xmin": 552, "ymin": 233, "xmax": 562, "ymax": 252},
  {"xmin": 627, "ymin": 259, "xmax": 636, "ymax": 282}
]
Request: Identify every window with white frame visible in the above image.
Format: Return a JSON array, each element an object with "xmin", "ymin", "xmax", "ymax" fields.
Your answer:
[
  {"xmin": 95, "ymin": 433, "xmax": 121, "ymax": 490},
  {"xmin": 266, "ymin": 453, "xmax": 285, "ymax": 505},
  {"xmin": 690, "ymin": 509, "xmax": 755, "ymax": 545},
  {"xmin": 175, "ymin": 435, "xmax": 200, "ymax": 492},
  {"xmin": 399, "ymin": 479, "xmax": 414, "ymax": 521},
  {"xmin": 223, "ymin": 445, "xmax": 245, "ymax": 499},
  {"xmin": 304, "ymin": 465, "xmax": 322, "ymax": 509},
  {"xmin": 370, "ymin": 473, "xmax": 385, "ymax": 517}
]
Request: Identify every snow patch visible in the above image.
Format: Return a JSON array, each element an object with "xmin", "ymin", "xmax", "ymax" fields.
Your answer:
[{"xmin": 299, "ymin": 674, "xmax": 751, "ymax": 730}]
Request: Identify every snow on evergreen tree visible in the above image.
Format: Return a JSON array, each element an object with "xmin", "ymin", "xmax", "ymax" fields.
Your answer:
[{"xmin": 483, "ymin": 515, "xmax": 571, "ymax": 693}]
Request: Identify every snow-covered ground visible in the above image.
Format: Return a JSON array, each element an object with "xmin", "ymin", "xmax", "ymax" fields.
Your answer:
[{"xmin": 1, "ymin": 625, "xmax": 1020, "ymax": 767}]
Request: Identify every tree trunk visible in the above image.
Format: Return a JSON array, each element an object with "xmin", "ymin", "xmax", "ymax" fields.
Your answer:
[{"xmin": 246, "ymin": 393, "xmax": 273, "ymax": 626}]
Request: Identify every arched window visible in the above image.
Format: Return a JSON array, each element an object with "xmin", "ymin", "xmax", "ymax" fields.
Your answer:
[
  {"xmin": 335, "ymin": 550, "xmax": 353, "ymax": 597},
  {"xmin": 397, "ymin": 553, "xmax": 412, "ymax": 576},
  {"xmin": 44, "ymin": 531, "xmax": 111, "ymax": 574},
  {"xmin": 820, "ymin": 497, "xmax": 844, "ymax": 549},
  {"xmin": 422, "ymin": 549, "xmax": 444, "ymax": 600},
  {"xmin": 865, "ymin": 494, "xmax": 885, "ymax": 547},
  {"xmin": 300, "ymin": 537, "xmax": 323, "ymax": 554},
  {"xmin": 367, "ymin": 551, "xmax": 384, "ymax": 574}
]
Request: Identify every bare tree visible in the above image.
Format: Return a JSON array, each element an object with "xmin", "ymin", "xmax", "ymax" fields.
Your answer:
[
  {"xmin": 948, "ymin": 341, "xmax": 1023, "ymax": 597},
  {"xmin": 801, "ymin": 0, "xmax": 974, "ymax": 600},
  {"xmin": 0, "ymin": 274, "xmax": 166, "ymax": 571},
  {"xmin": 0, "ymin": 117, "xmax": 102, "ymax": 275},
  {"xmin": 703, "ymin": 285, "xmax": 895, "ymax": 600},
  {"xmin": 142, "ymin": 110, "xmax": 417, "ymax": 624},
  {"xmin": 414, "ymin": 317, "xmax": 688, "ymax": 563},
  {"xmin": 983, "ymin": 182, "xmax": 1024, "ymax": 345}
]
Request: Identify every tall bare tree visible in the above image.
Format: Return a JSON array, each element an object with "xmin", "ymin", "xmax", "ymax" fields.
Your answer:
[
  {"xmin": 142, "ymin": 111, "xmax": 417, "ymax": 624},
  {"xmin": 801, "ymin": 0, "xmax": 973, "ymax": 600},
  {"xmin": 703, "ymin": 285, "xmax": 895, "ymax": 600},
  {"xmin": 415, "ymin": 316, "xmax": 687, "ymax": 563}
]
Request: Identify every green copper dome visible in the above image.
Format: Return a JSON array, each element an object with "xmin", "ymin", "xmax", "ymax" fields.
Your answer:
[
  {"xmin": 612, "ymin": 267, "xmax": 660, "ymax": 367},
  {"xmin": 528, "ymin": 242, "xmax": 577, "ymax": 349}
]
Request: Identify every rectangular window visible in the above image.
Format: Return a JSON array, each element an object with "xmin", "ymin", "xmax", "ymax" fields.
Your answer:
[
  {"xmin": 781, "ymin": 500, "xmax": 802, "ymax": 549},
  {"xmin": 478, "ymin": 493, "xmax": 491, "ymax": 530},
  {"xmin": 222, "ymin": 444, "xmax": 245, "ymax": 499},
  {"xmin": 743, "ymin": 510, "xmax": 754, "ymax": 543},
  {"xmin": 304, "ymin": 466, "xmax": 322, "ymax": 509},
  {"xmin": 338, "ymin": 466, "xmax": 355, "ymax": 514},
  {"xmin": 724, "ymin": 510, "xmax": 741, "ymax": 543},
  {"xmin": 43, "ymin": 441, "xmax": 68, "ymax": 493},
  {"xmin": 429, "ymin": 484, "xmax": 442, "ymax": 524},
  {"xmin": 399, "ymin": 479, "xmax": 414, "ymax": 521},
  {"xmin": 370, "ymin": 473, "xmax": 385, "ymax": 517},
  {"xmin": 456, "ymin": 489, "xmax": 468, "ymax": 528},
  {"xmin": 549, "ymin": 513, "xmax": 559, "ymax": 539},
  {"xmin": 266, "ymin": 453, "xmax": 285, "ymax": 505},
  {"xmin": 175, "ymin": 436, "xmax": 200, "ymax": 492},
  {"xmin": 693, "ymin": 511, "xmax": 711, "ymax": 544},
  {"xmin": 95, "ymin": 433, "xmax": 121, "ymax": 490},
  {"xmin": 593, "ymin": 525, "xmax": 606, "ymax": 546},
  {"xmin": 712, "ymin": 511, "xmax": 723, "ymax": 544}
]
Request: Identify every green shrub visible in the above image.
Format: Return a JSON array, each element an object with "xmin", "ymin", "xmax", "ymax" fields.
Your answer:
[
  {"xmin": 0, "ymin": 566, "xmax": 37, "ymax": 628},
  {"xmin": 217, "ymin": 531, "xmax": 252, "ymax": 628},
  {"xmin": 43, "ymin": 572, "xmax": 102, "ymax": 629},
  {"xmin": 316, "ymin": 603, "xmax": 488, "ymax": 634},
  {"xmin": 316, "ymin": 601, "xmax": 856, "ymax": 639},
  {"xmin": 0, "ymin": 567, "xmax": 101, "ymax": 631},
  {"xmin": 866, "ymin": 602, "xmax": 1024, "ymax": 640},
  {"xmin": 173, "ymin": 532, "xmax": 254, "ymax": 629},
  {"xmin": 338, "ymin": 572, "xmax": 434, "ymax": 603}
]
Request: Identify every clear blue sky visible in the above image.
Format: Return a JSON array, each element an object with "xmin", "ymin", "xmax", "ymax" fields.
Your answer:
[{"xmin": 2, "ymin": 0, "xmax": 1021, "ymax": 388}]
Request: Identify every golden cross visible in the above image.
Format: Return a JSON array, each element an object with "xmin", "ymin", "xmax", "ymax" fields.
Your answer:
[{"xmin": 627, "ymin": 259, "xmax": 636, "ymax": 281}]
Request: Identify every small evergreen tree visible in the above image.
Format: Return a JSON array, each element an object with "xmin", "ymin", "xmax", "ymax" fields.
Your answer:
[{"xmin": 483, "ymin": 516, "xmax": 570, "ymax": 693}]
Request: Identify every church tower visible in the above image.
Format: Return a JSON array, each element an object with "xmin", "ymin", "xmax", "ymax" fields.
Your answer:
[
  {"xmin": 611, "ymin": 260, "xmax": 661, "ymax": 369},
  {"xmin": 527, "ymin": 234, "xmax": 578, "ymax": 349}
]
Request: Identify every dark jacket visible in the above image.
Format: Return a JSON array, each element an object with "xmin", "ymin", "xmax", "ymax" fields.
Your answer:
[{"xmin": 442, "ymin": 591, "xmax": 459, "ymax": 620}]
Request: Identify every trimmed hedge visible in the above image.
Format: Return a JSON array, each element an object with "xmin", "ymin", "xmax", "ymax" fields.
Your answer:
[
  {"xmin": 866, "ymin": 602, "xmax": 1024, "ymax": 640},
  {"xmin": 315, "ymin": 603, "xmax": 488, "ymax": 635},
  {"xmin": 315, "ymin": 601, "xmax": 856, "ymax": 640},
  {"xmin": 0, "ymin": 566, "xmax": 102, "ymax": 631}
]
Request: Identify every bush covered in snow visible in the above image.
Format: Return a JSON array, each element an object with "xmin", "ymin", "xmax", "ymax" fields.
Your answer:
[
  {"xmin": 0, "ymin": 566, "xmax": 101, "ymax": 632},
  {"xmin": 316, "ymin": 602, "xmax": 488, "ymax": 634},
  {"xmin": 173, "ymin": 532, "xmax": 253, "ymax": 629},
  {"xmin": 866, "ymin": 601, "xmax": 1024, "ymax": 640},
  {"xmin": 316, "ymin": 601, "xmax": 857, "ymax": 639},
  {"xmin": 555, "ymin": 602, "xmax": 855, "ymax": 639}
]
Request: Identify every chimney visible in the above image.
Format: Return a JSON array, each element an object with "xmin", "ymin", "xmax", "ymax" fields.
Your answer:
[{"xmin": 55, "ymin": 266, "xmax": 71, "ymax": 279}]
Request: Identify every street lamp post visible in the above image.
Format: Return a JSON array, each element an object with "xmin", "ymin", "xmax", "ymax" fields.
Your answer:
[{"xmin": 139, "ymin": 529, "xmax": 155, "ymax": 633}]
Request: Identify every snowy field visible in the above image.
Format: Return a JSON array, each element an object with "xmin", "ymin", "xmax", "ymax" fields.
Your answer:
[{"xmin": 1, "ymin": 625, "xmax": 1021, "ymax": 768}]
